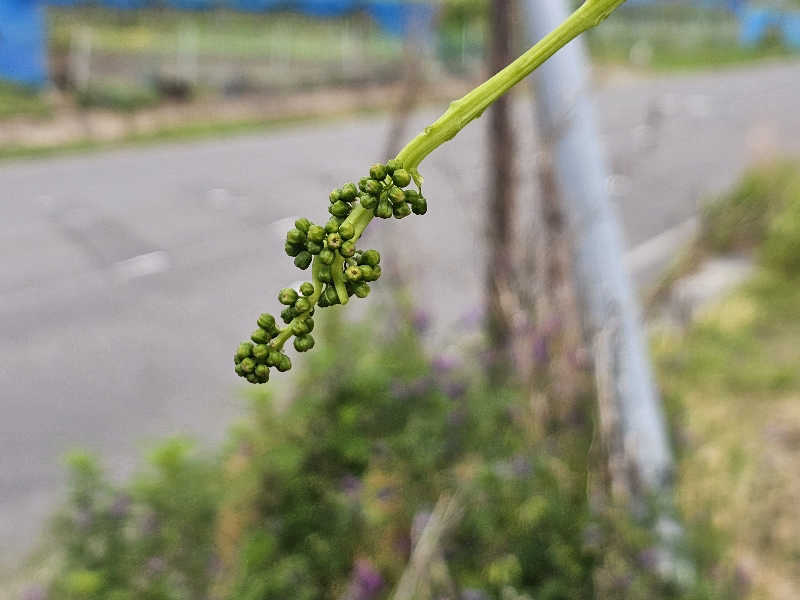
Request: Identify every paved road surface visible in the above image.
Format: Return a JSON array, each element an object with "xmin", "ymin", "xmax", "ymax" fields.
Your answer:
[{"xmin": 2, "ymin": 62, "xmax": 800, "ymax": 568}]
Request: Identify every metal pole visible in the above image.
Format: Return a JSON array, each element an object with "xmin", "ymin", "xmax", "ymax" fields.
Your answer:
[{"xmin": 522, "ymin": 0, "xmax": 691, "ymax": 582}]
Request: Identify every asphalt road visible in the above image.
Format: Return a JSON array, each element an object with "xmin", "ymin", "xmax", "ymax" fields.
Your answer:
[{"xmin": 2, "ymin": 61, "xmax": 800, "ymax": 568}]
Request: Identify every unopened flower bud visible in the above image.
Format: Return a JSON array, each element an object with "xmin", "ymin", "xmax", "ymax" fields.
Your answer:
[
  {"xmin": 410, "ymin": 195, "xmax": 428, "ymax": 215},
  {"xmin": 338, "ymin": 222, "xmax": 355, "ymax": 240},
  {"xmin": 294, "ymin": 297, "xmax": 311, "ymax": 313},
  {"xmin": 318, "ymin": 264, "xmax": 333, "ymax": 283},
  {"xmin": 276, "ymin": 354, "xmax": 291, "ymax": 372},
  {"xmin": 360, "ymin": 249, "xmax": 380, "ymax": 266},
  {"xmin": 386, "ymin": 158, "xmax": 403, "ymax": 173},
  {"xmin": 294, "ymin": 334, "xmax": 315, "ymax": 352},
  {"xmin": 388, "ymin": 186, "xmax": 406, "ymax": 205},
  {"xmin": 393, "ymin": 203, "xmax": 412, "ymax": 219},
  {"xmin": 392, "ymin": 169, "xmax": 411, "ymax": 187},
  {"xmin": 246, "ymin": 373, "xmax": 259, "ymax": 384},
  {"xmin": 326, "ymin": 232, "xmax": 342, "ymax": 249},
  {"xmin": 340, "ymin": 240, "xmax": 356, "ymax": 257},
  {"xmin": 235, "ymin": 342, "xmax": 254, "ymax": 362},
  {"xmin": 286, "ymin": 228, "xmax": 306, "ymax": 245},
  {"xmin": 285, "ymin": 242, "xmax": 302, "ymax": 257},
  {"xmin": 251, "ymin": 328, "xmax": 271, "ymax": 344},
  {"xmin": 300, "ymin": 282, "xmax": 315, "ymax": 296},
  {"xmin": 376, "ymin": 198, "xmax": 392, "ymax": 219},
  {"xmin": 291, "ymin": 318, "xmax": 310, "ymax": 335},
  {"xmin": 370, "ymin": 163, "xmax": 387, "ymax": 180},
  {"xmin": 325, "ymin": 217, "xmax": 342, "ymax": 233},
  {"xmin": 240, "ymin": 357, "xmax": 256, "ymax": 374},
  {"xmin": 281, "ymin": 306, "xmax": 296, "ymax": 323},
  {"xmin": 294, "ymin": 251, "xmax": 312, "ymax": 270},
  {"xmin": 252, "ymin": 344, "xmax": 269, "ymax": 360},
  {"xmin": 329, "ymin": 189, "xmax": 341, "ymax": 203},
  {"xmin": 353, "ymin": 282, "xmax": 370, "ymax": 298},
  {"xmin": 324, "ymin": 285, "xmax": 340, "ymax": 305},
  {"xmin": 307, "ymin": 225, "xmax": 325, "ymax": 243},
  {"xmin": 294, "ymin": 218, "xmax": 311, "ymax": 233},
  {"xmin": 341, "ymin": 183, "xmax": 358, "ymax": 202},
  {"xmin": 306, "ymin": 240, "xmax": 323, "ymax": 255},
  {"xmin": 360, "ymin": 193, "xmax": 378, "ymax": 210},
  {"xmin": 319, "ymin": 248, "xmax": 335, "ymax": 265},
  {"xmin": 278, "ymin": 288, "xmax": 298, "ymax": 305},
  {"xmin": 254, "ymin": 364, "xmax": 270, "ymax": 381},
  {"xmin": 257, "ymin": 313, "xmax": 276, "ymax": 331},
  {"xmin": 329, "ymin": 200, "xmax": 351, "ymax": 218}
]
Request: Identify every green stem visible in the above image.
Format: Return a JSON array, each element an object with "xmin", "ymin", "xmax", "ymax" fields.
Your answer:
[
  {"xmin": 395, "ymin": 0, "xmax": 626, "ymax": 172},
  {"xmin": 270, "ymin": 258, "xmax": 324, "ymax": 351},
  {"xmin": 273, "ymin": 0, "xmax": 624, "ymax": 350}
]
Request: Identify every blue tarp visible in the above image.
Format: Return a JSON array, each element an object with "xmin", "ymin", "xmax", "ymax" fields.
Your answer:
[{"xmin": 0, "ymin": 0, "xmax": 47, "ymax": 87}]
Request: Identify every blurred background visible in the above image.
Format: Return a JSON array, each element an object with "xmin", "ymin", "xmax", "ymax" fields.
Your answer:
[{"xmin": 2, "ymin": 0, "xmax": 800, "ymax": 598}]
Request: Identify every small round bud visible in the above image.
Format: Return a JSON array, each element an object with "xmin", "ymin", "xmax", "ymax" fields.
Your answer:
[
  {"xmin": 329, "ymin": 200, "xmax": 351, "ymax": 218},
  {"xmin": 286, "ymin": 228, "xmax": 306, "ymax": 245},
  {"xmin": 319, "ymin": 248, "xmax": 335, "ymax": 266},
  {"xmin": 376, "ymin": 198, "xmax": 392, "ymax": 219},
  {"xmin": 358, "ymin": 265, "xmax": 374, "ymax": 280},
  {"xmin": 235, "ymin": 363, "xmax": 245, "ymax": 376},
  {"xmin": 306, "ymin": 240, "xmax": 323, "ymax": 255},
  {"xmin": 252, "ymin": 344, "xmax": 269, "ymax": 361},
  {"xmin": 267, "ymin": 350, "xmax": 282, "ymax": 367},
  {"xmin": 294, "ymin": 334, "xmax": 315, "ymax": 352},
  {"xmin": 325, "ymin": 217, "xmax": 344, "ymax": 234},
  {"xmin": 285, "ymin": 242, "xmax": 301, "ymax": 257},
  {"xmin": 360, "ymin": 193, "xmax": 378, "ymax": 210},
  {"xmin": 235, "ymin": 342, "xmax": 254, "ymax": 362},
  {"xmin": 324, "ymin": 285, "xmax": 340, "ymax": 305},
  {"xmin": 318, "ymin": 265, "xmax": 333, "ymax": 283},
  {"xmin": 251, "ymin": 328, "xmax": 271, "ymax": 344},
  {"xmin": 345, "ymin": 265, "xmax": 362, "ymax": 282},
  {"xmin": 300, "ymin": 282, "xmax": 315, "ymax": 296},
  {"xmin": 294, "ymin": 218, "xmax": 311, "ymax": 233},
  {"xmin": 353, "ymin": 282, "xmax": 370, "ymax": 298},
  {"xmin": 257, "ymin": 313, "xmax": 276, "ymax": 331},
  {"xmin": 360, "ymin": 249, "xmax": 380, "ymax": 266},
  {"xmin": 294, "ymin": 251, "xmax": 312, "ymax": 270},
  {"xmin": 386, "ymin": 158, "xmax": 403, "ymax": 173},
  {"xmin": 276, "ymin": 354, "xmax": 291, "ymax": 372},
  {"xmin": 317, "ymin": 293, "xmax": 330, "ymax": 308},
  {"xmin": 326, "ymin": 232, "xmax": 342, "ymax": 249},
  {"xmin": 246, "ymin": 373, "xmax": 259, "ymax": 384},
  {"xmin": 294, "ymin": 297, "xmax": 311, "ymax": 313},
  {"xmin": 240, "ymin": 357, "xmax": 256, "ymax": 374},
  {"xmin": 278, "ymin": 287, "xmax": 298, "ymax": 305},
  {"xmin": 370, "ymin": 163, "xmax": 387, "ymax": 180},
  {"xmin": 365, "ymin": 179, "xmax": 381, "ymax": 195},
  {"xmin": 340, "ymin": 183, "xmax": 358, "ymax": 202},
  {"xmin": 410, "ymin": 195, "xmax": 428, "ymax": 215},
  {"xmin": 254, "ymin": 364, "xmax": 270, "ymax": 381},
  {"xmin": 358, "ymin": 177, "xmax": 370, "ymax": 192},
  {"xmin": 392, "ymin": 169, "xmax": 411, "ymax": 187},
  {"xmin": 307, "ymin": 225, "xmax": 325, "ymax": 244},
  {"xmin": 291, "ymin": 318, "xmax": 310, "ymax": 335},
  {"xmin": 388, "ymin": 186, "xmax": 406, "ymax": 206},
  {"xmin": 371, "ymin": 264, "xmax": 382, "ymax": 280},
  {"xmin": 340, "ymin": 240, "xmax": 356, "ymax": 257},
  {"xmin": 338, "ymin": 222, "xmax": 355, "ymax": 240},
  {"xmin": 329, "ymin": 189, "xmax": 341, "ymax": 203},
  {"xmin": 304, "ymin": 316, "xmax": 314, "ymax": 333},
  {"xmin": 281, "ymin": 306, "xmax": 296, "ymax": 324},
  {"xmin": 393, "ymin": 202, "xmax": 412, "ymax": 219},
  {"xmin": 404, "ymin": 189, "xmax": 419, "ymax": 201}
]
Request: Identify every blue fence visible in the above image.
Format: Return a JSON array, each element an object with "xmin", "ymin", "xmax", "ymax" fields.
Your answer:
[{"xmin": 0, "ymin": 0, "xmax": 48, "ymax": 87}]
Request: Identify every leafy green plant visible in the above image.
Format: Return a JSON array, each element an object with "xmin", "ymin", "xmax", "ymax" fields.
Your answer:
[{"xmin": 233, "ymin": 0, "xmax": 628, "ymax": 383}]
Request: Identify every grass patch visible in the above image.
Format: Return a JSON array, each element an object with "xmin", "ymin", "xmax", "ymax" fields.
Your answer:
[
  {"xmin": 653, "ymin": 162, "xmax": 800, "ymax": 598},
  {"xmin": 0, "ymin": 82, "xmax": 50, "ymax": 120}
]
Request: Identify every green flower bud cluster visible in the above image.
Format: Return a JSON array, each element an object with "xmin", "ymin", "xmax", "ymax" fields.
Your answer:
[{"xmin": 235, "ymin": 158, "xmax": 428, "ymax": 384}]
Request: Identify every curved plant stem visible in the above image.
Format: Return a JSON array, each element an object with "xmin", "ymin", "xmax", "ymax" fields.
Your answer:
[{"xmin": 274, "ymin": 0, "xmax": 625, "ymax": 342}]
